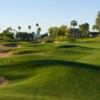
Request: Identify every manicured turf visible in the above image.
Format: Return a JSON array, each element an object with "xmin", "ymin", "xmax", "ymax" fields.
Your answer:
[{"xmin": 0, "ymin": 40, "xmax": 100, "ymax": 100}]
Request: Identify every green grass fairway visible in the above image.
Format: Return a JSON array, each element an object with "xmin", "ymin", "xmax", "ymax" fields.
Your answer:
[{"xmin": 0, "ymin": 41, "xmax": 100, "ymax": 100}]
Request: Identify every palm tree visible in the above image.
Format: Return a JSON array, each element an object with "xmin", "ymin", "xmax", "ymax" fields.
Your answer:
[
  {"xmin": 92, "ymin": 25, "xmax": 99, "ymax": 37},
  {"xmin": 36, "ymin": 23, "xmax": 39, "ymax": 33},
  {"xmin": 36, "ymin": 23, "xmax": 39, "ymax": 27},
  {"xmin": 92, "ymin": 25, "xmax": 97, "ymax": 32},
  {"xmin": 70, "ymin": 20, "xmax": 77, "ymax": 38},
  {"xmin": 18, "ymin": 26, "xmax": 21, "ymax": 32},
  {"xmin": 8, "ymin": 27, "xmax": 13, "ymax": 31},
  {"xmin": 28, "ymin": 25, "xmax": 31, "ymax": 33},
  {"xmin": 37, "ymin": 27, "xmax": 41, "ymax": 34}
]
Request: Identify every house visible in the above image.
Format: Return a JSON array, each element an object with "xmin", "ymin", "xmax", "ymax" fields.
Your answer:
[
  {"xmin": 73, "ymin": 29, "xmax": 81, "ymax": 38},
  {"xmin": 89, "ymin": 32, "xmax": 99, "ymax": 37},
  {"xmin": 71, "ymin": 28, "xmax": 81, "ymax": 38}
]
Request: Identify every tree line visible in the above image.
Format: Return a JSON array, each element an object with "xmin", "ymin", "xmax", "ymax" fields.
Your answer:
[
  {"xmin": 0, "ymin": 23, "xmax": 41, "ymax": 41},
  {"xmin": 0, "ymin": 12, "xmax": 100, "ymax": 41},
  {"xmin": 48, "ymin": 11, "xmax": 100, "ymax": 40}
]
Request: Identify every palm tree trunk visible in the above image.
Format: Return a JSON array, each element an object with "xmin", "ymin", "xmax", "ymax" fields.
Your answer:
[
  {"xmin": 29, "ymin": 29, "xmax": 30, "ymax": 33},
  {"xmin": 73, "ymin": 27, "xmax": 75, "ymax": 38}
]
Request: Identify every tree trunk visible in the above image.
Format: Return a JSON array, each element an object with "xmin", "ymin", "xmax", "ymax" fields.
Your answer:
[{"xmin": 73, "ymin": 27, "xmax": 75, "ymax": 39}]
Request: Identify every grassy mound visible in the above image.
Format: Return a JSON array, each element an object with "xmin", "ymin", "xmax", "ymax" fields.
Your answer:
[{"xmin": 0, "ymin": 41, "xmax": 100, "ymax": 100}]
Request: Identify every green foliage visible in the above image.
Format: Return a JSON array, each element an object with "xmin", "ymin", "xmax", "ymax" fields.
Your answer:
[
  {"xmin": 28, "ymin": 25, "xmax": 31, "ymax": 33},
  {"xmin": 96, "ymin": 11, "xmax": 100, "ymax": 32},
  {"xmin": 67, "ymin": 28, "xmax": 73, "ymax": 37},
  {"xmin": 18, "ymin": 26, "xmax": 21, "ymax": 32},
  {"xmin": 45, "ymin": 39, "xmax": 54, "ymax": 43},
  {"xmin": 59, "ymin": 25, "xmax": 67, "ymax": 36},
  {"xmin": 70, "ymin": 20, "xmax": 77, "ymax": 27},
  {"xmin": 48, "ymin": 25, "xmax": 67, "ymax": 40},
  {"xmin": 35, "ymin": 23, "xmax": 41, "ymax": 34},
  {"xmin": 68, "ymin": 38, "xmax": 76, "ymax": 43},
  {"xmin": 92, "ymin": 25, "xmax": 97, "ymax": 31},
  {"xmin": 70, "ymin": 20, "xmax": 78, "ymax": 38},
  {"xmin": 37, "ymin": 27, "xmax": 41, "ymax": 34},
  {"xmin": 48, "ymin": 27, "xmax": 58, "ymax": 38},
  {"xmin": 79, "ymin": 23, "xmax": 89, "ymax": 38},
  {"xmin": 0, "ymin": 29, "xmax": 14, "ymax": 41},
  {"xmin": 16, "ymin": 32, "xmax": 33, "ymax": 41},
  {"xmin": 36, "ymin": 23, "xmax": 39, "ymax": 27}
]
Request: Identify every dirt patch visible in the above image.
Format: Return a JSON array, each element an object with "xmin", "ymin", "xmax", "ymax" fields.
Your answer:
[
  {"xmin": 0, "ymin": 45, "xmax": 21, "ymax": 58},
  {"xmin": 0, "ymin": 52, "xmax": 13, "ymax": 58},
  {"xmin": 17, "ymin": 45, "xmax": 21, "ymax": 48},
  {"xmin": 0, "ymin": 77, "xmax": 8, "ymax": 85},
  {"xmin": 0, "ymin": 46, "xmax": 11, "ymax": 50}
]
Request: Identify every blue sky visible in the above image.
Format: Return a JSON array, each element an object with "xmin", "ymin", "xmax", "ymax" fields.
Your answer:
[{"xmin": 0, "ymin": 0, "xmax": 100, "ymax": 33}]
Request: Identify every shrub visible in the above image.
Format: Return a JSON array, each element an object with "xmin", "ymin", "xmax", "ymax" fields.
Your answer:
[
  {"xmin": 68, "ymin": 38, "xmax": 76, "ymax": 43},
  {"xmin": 45, "ymin": 39, "xmax": 54, "ymax": 43}
]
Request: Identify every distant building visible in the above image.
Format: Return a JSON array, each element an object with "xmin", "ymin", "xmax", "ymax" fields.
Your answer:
[
  {"xmin": 33, "ymin": 33, "xmax": 41, "ymax": 38},
  {"xmin": 89, "ymin": 32, "xmax": 99, "ymax": 37},
  {"xmin": 71, "ymin": 28, "xmax": 81, "ymax": 38}
]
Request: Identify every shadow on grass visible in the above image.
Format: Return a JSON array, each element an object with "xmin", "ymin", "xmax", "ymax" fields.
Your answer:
[
  {"xmin": 6, "ymin": 74, "xmax": 31, "ymax": 81},
  {"xmin": 15, "ymin": 50, "xmax": 43, "ymax": 55},
  {"xmin": 0, "ymin": 60, "xmax": 100, "ymax": 82},
  {"xmin": 58, "ymin": 45, "xmax": 77, "ymax": 48},
  {"xmin": 57, "ymin": 45, "xmax": 93, "ymax": 49},
  {"xmin": 1, "ymin": 60, "xmax": 100, "ymax": 71},
  {"xmin": 3, "ymin": 43, "xmax": 18, "ymax": 47}
]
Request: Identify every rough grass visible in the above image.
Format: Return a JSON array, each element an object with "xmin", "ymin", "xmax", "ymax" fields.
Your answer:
[{"xmin": 0, "ymin": 40, "xmax": 100, "ymax": 100}]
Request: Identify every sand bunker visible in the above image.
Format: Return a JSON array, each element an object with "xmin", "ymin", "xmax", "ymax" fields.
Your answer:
[
  {"xmin": 0, "ymin": 77, "xmax": 8, "ymax": 85},
  {"xmin": 0, "ymin": 52, "xmax": 13, "ymax": 58},
  {"xmin": 0, "ymin": 46, "xmax": 11, "ymax": 50},
  {"xmin": 0, "ymin": 45, "xmax": 21, "ymax": 58}
]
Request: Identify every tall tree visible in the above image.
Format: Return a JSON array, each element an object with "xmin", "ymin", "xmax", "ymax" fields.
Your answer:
[
  {"xmin": 92, "ymin": 25, "xmax": 97, "ymax": 32},
  {"xmin": 28, "ymin": 25, "xmax": 31, "ymax": 33},
  {"xmin": 95, "ymin": 11, "xmax": 100, "ymax": 36},
  {"xmin": 48, "ymin": 27, "xmax": 62, "ymax": 40},
  {"xmin": 35, "ymin": 23, "xmax": 41, "ymax": 34},
  {"xmin": 79, "ymin": 24, "xmax": 84, "ymax": 37},
  {"xmin": 48, "ymin": 27, "xmax": 58, "ymax": 38},
  {"xmin": 57, "ymin": 28, "xmax": 61, "ymax": 40},
  {"xmin": 84, "ymin": 23, "xmax": 89, "ymax": 38},
  {"xmin": 7, "ymin": 27, "xmax": 13, "ymax": 31},
  {"xmin": 59, "ymin": 25, "xmax": 67, "ymax": 37},
  {"xmin": 1, "ymin": 29, "xmax": 14, "ymax": 40},
  {"xmin": 67, "ymin": 27, "xmax": 73, "ymax": 38},
  {"xmin": 36, "ymin": 23, "xmax": 39, "ymax": 27},
  {"xmin": 70, "ymin": 20, "xmax": 77, "ymax": 38},
  {"xmin": 79, "ymin": 23, "xmax": 89, "ymax": 38},
  {"xmin": 37, "ymin": 27, "xmax": 41, "ymax": 34},
  {"xmin": 18, "ymin": 26, "xmax": 21, "ymax": 32}
]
